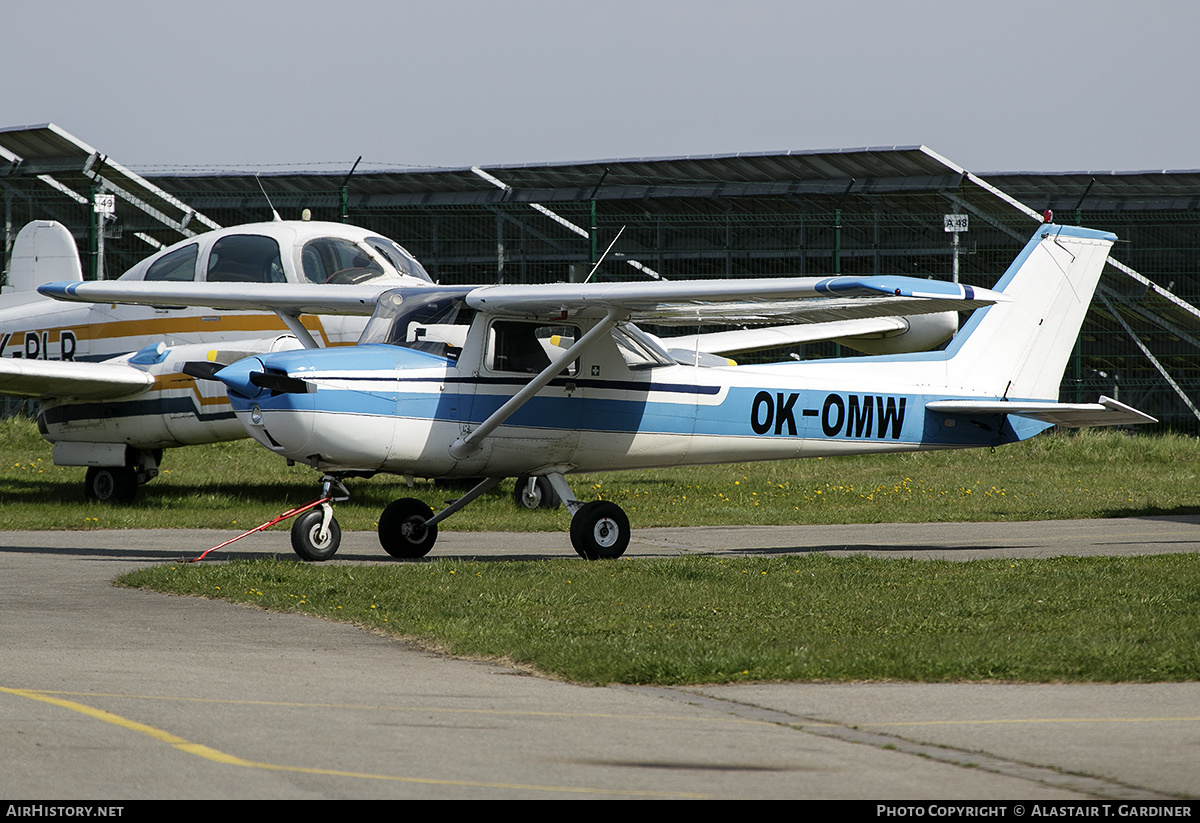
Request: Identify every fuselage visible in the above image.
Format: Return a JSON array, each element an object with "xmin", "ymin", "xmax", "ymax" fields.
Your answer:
[{"xmin": 227, "ymin": 317, "xmax": 1043, "ymax": 480}]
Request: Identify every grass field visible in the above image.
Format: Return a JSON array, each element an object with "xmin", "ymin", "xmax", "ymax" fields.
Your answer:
[{"xmin": 119, "ymin": 553, "xmax": 1200, "ymax": 685}]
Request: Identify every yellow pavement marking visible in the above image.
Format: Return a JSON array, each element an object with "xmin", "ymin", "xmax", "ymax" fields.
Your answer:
[
  {"xmin": 1, "ymin": 687, "xmax": 709, "ymax": 798},
  {"xmin": 28, "ymin": 689, "xmax": 772, "ymax": 727}
]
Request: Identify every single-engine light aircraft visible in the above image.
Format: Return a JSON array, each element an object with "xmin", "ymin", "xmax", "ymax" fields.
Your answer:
[
  {"xmin": 3, "ymin": 218, "xmax": 433, "ymax": 501},
  {"xmin": 56, "ymin": 224, "xmax": 1156, "ymax": 559}
]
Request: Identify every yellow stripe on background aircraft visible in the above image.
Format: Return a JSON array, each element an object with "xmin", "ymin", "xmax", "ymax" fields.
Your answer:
[
  {"xmin": 43, "ymin": 222, "xmax": 1156, "ymax": 560},
  {"xmin": 1, "ymin": 218, "xmax": 435, "ymax": 501}
]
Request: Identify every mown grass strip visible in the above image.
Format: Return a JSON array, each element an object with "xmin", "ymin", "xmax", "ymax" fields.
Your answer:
[{"xmin": 119, "ymin": 554, "xmax": 1200, "ymax": 685}]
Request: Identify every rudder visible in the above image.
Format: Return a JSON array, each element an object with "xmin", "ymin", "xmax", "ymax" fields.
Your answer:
[{"xmin": 945, "ymin": 224, "xmax": 1115, "ymax": 401}]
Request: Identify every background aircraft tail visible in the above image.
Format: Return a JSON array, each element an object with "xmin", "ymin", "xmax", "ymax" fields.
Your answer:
[
  {"xmin": 945, "ymin": 224, "xmax": 1115, "ymax": 401},
  {"xmin": 4, "ymin": 221, "xmax": 83, "ymax": 294}
]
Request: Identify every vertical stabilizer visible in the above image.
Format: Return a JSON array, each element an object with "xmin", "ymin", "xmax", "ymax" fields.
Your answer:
[
  {"xmin": 945, "ymin": 224, "xmax": 1115, "ymax": 401},
  {"xmin": 4, "ymin": 221, "xmax": 83, "ymax": 294}
]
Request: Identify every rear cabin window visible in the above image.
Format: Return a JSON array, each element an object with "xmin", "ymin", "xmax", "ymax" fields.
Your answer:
[
  {"xmin": 206, "ymin": 235, "xmax": 285, "ymax": 283},
  {"xmin": 144, "ymin": 244, "xmax": 198, "ymax": 282}
]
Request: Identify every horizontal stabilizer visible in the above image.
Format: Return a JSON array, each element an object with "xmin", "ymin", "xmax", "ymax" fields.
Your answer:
[{"xmin": 926, "ymin": 396, "xmax": 1156, "ymax": 428}]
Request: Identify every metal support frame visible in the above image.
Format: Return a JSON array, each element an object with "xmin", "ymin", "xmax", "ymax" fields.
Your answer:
[{"xmin": 1097, "ymin": 293, "xmax": 1200, "ymax": 426}]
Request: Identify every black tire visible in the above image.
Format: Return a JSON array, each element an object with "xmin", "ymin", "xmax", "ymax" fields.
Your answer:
[
  {"xmin": 513, "ymin": 475, "xmax": 561, "ymax": 510},
  {"xmin": 378, "ymin": 498, "xmax": 438, "ymax": 559},
  {"xmin": 84, "ymin": 466, "xmax": 137, "ymax": 504},
  {"xmin": 290, "ymin": 510, "xmax": 341, "ymax": 562},
  {"xmin": 569, "ymin": 501, "xmax": 630, "ymax": 560}
]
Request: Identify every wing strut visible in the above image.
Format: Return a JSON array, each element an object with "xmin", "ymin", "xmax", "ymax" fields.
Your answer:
[
  {"xmin": 274, "ymin": 311, "xmax": 320, "ymax": 349},
  {"xmin": 448, "ymin": 307, "xmax": 626, "ymax": 459}
]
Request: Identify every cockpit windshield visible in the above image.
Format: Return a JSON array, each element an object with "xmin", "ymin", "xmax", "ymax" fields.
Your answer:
[
  {"xmin": 359, "ymin": 288, "xmax": 474, "ymax": 360},
  {"xmin": 300, "ymin": 236, "xmax": 432, "ymax": 285},
  {"xmin": 365, "ymin": 236, "xmax": 433, "ymax": 283}
]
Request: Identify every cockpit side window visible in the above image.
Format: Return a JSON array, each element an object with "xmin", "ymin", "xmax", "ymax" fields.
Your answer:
[
  {"xmin": 144, "ymin": 243, "xmax": 198, "ymax": 282},
  {"xmin": 206, "ymin": 235, "xmax": 285, "ymax": 283},
  {"xmin": 301, "ymin": 237, "xmax": 387, "ymax": 284},
  {"xmin": 488, "ymin": 322, "xmax": 579, "ymax": 375}
]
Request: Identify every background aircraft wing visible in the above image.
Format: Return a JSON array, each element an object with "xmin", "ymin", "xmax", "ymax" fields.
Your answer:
[
  {"xmin": 38, "ymin": 281, "xmax": 393, "ymax": 316},
  {"xmin": 665, "ymin": 316, "xmax": 913, "ymax": 355},
  {"xmin": 464, "ymin": 276, "xmax": 1007, "ymax": 325},
  {"xmin": 0, "ymin": 358, "xmax": 154, "ymax": 401},
  {"xmin": 926, "ymin": 397, "xmax": 1156, "ymax": 427}
]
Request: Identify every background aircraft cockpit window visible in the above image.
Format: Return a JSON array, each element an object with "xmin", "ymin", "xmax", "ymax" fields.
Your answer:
[
  {"xmin": 489, "ymin": 321, "xmax": 579, "ymax": 375},
  {"xmin": 301, "ymin": 237, "xmax": 387, "ymax": 284},
  {"xmin": 206, "ymin": 235, "xmax": 285, "ymax": 283},
  {"xmin": 366, "ymin": 236, "xmax": 433, "ymax": 283},
  {"xmin": 612, "ymin": 324, "xmax": 676, "ymax": 369},
  {"xmin": 144, "ymin": 243, "xmax": 199, "ymax": 282},
  {"xmin": 359, "ymin": 288, "xmax": 474, "ymax": 361}
]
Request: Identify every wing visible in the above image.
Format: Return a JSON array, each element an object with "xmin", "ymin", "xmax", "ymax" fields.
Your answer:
[
  {"xmin": 0, "ymin": 358, "xmax": 154, "ymax": 401},
  {"xmin": 41, "ymin": 275, "xmax": 1003, "ymax": 326},
  {"xmin": 465, "ymin": 276, "xmax": 1006, "ymax": 326},
  {"xmin": 926, "ymin": 396, "xmax": 1156, "ymax": 427},
  {"xmin": 37, "ymin": 281, "xmax": 394, "ymax": 316}
]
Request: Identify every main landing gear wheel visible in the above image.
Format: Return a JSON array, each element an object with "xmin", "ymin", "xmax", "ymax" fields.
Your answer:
[
  {"xmin": 84, "ymin": 466, "xmax": 137, "ymax": 504},
  {"xmin": 569, "ymin": 500, "xmax": 630, "ymax": 560},
  {"xmin": 378, "ymin": 498, "xmax": 438, "ymax": 559},
  {"xmin": 291, "ymin": 509, "xmax": 342, "ymax": 562},
  {"xmin": 513, "ymin": 475, "xmax": 561, "ymax": 510}
]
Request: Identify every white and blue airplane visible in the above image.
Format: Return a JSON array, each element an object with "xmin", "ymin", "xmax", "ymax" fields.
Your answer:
[
  {"xmin": 3, "ymin": 218, "xmax": 434, "ymax": 501},
  {"xmin": 45, "ymin": 223, "xmax": 1154, "ymax": 559}
]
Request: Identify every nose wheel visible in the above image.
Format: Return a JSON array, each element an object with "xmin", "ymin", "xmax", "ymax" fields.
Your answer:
[
  {"xmin": 288, "ymin": 476, "xmax": 349, "ymax": 562},
  {"xmin": 290, "ymin": 507, "xmax": 342, "ymax": 562}
]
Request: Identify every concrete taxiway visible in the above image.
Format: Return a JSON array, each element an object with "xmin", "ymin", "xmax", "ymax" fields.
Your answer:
[{"xmin": 2, "ymin": 518, "xmax": 1198, "ymax": 799}]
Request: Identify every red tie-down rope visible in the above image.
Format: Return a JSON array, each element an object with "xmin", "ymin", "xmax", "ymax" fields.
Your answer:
[{"xmin": 188, "ymin": 495, "xmax": 332, "ymax": 562}]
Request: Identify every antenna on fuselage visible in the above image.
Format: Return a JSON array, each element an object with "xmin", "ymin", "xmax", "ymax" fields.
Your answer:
[
  {"xmin": 583, "ymin": 226, "xmax": 626, "ymax": 284},
  {"xmin": 256, "ymin": 174, "xmax": 281, "ymax": 221}
]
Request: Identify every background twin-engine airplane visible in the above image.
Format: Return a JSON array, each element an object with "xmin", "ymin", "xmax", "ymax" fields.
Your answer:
[
  {"xmin": 42, "ymin": 221, "xmax": 1155, "ymax": 561},
  {"xmin": 3, "ymin": 217, "xmax": 962, "ymax": 502}
]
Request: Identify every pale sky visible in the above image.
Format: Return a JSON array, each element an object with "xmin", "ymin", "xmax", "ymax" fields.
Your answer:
[{"xmin": 4, "ymin": 0, "xmax": 1197, "ymax": 174}]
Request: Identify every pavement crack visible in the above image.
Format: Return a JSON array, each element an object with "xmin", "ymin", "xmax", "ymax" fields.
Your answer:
[{"xmin": 628, "ymin": 686, "xmax": 1180, "ymax": 800}]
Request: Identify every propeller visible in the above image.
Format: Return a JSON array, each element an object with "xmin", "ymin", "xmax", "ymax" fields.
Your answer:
[{"xmin": 249, "ymin": 371, "xmax": 315, "ymax": 394}]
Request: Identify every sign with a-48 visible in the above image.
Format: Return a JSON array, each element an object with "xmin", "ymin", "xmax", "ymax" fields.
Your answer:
[{"xmin": 943, "ymin": 213, "xmax": 969, "ymax": 233}]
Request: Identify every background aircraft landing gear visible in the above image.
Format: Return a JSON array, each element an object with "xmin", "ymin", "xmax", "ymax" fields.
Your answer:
[
  {"xmin": 291, "ymin": 507, "xmax": 341, "ymax": 562},
  {"xmin": 378, "ymin": 498, "xmax": 438, "ymax": 558},
  {"xmin": 513, "ymin": 475, "xmax": 561, "ymax": 510},
  {"xmin": 84, "ymin": 466, "xmax": 137, "ymax": 503},
  {"xmin": 569, "ymin": 500, "xmax": 631, "ymax": 559},
  {"xmin": 82, "ymin": 447, "xmax": 162, "ymax": 504}
]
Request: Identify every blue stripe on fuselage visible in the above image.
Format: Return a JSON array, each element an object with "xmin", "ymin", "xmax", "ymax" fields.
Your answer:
[{"xmin": 236, "ymin": 377, "xmax": 1041, "ymax": 450}]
